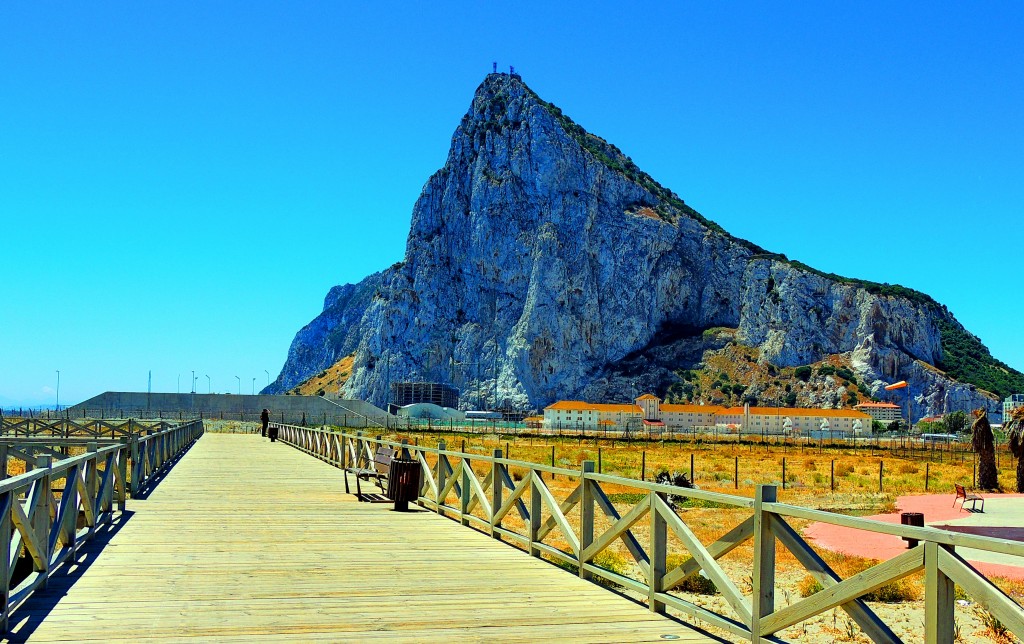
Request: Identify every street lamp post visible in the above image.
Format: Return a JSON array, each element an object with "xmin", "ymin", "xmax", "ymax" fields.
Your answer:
[
  {"xmin": 235, "ymin": 376, "xmax": 240, "ymax": 395},
  {"xmin": 252, "ymin": 378, "xmax": 256, "ymax": 395},
  {"xmin": 264, "ymin": 370, "xmax": 270, "ymax": 387},
  {"xmin": 192, "ymin": 371, "xmax": 197, "ymax": 394},
  {"xmin": 55, "ymin": 370, "xmax": 60, "ymax": 411},
  {"xmin": 177, "ymin": 374, "xmax": 181, "ymax": 394},
  {"xmin": 205, "ymin": 374, "xmax": 211, "ymax": 394}
]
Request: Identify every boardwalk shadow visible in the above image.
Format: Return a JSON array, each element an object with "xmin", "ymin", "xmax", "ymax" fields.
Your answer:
[
  {"xmin": 5, "ymin": 512, "xmax": 135, "ymax": 642},
  {"xmin": 932, "ymin": 524, "xmax": 1024, "ymax": 542},
  {"xmin": 131, "ymin": 437, "xmax": 199, "ymax": 500}
]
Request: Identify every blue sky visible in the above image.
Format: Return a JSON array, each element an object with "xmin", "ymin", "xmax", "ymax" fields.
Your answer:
[{"xmin": 2, "ymin": 2, "xmax": 1022, "ymax": 407}]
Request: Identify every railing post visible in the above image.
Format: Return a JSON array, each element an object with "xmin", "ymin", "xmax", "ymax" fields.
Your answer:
[
  {"xmin": 0, "ymin": 444, "xmax": 7, "ymax": 480},
  {"xmin": 129, "ymin": 436, "xmax": 141, "ymax": 496},
  {"xmin": 401, "ymin": 439, "xmax": 410, "ymax": 460},
  {"xmin": 0, "ymin": 489, "xmax": 11, "ymax": 632},
  {"xmin": 85, "ymin": 443, "xmax": 98, "ymax": 534},
  {"xmin": 34, "ymin": 456, "xmax": 52, "ymax": 588},
  {"xmin": 579, "ymin": 460, "xmax": 595, "ymax": 581},
  {"xmin": 436, "ymin": 441, "xmax": 446, "ymax": 514},
  {"xmin": 649, "ymin": 490, "xmax": 667, "ymax": 613},
  {"xmin": 529, "ymin": 471, "xmax": 542, "ymax": 558},
  {"xmin": 117, "ymin": 441, "xmax": 128, "ymax": 511},
  {"xmin": 925, "ymin": 541, "xmax": 955, "ymax": 644},
  {"xmin": 490, "ymin": 449, "xmax": 503, "ymax": 539},
  {"xmin": 460, "ymin": 458, "xmax": 471, "ymax": 527},
  {"xmin": 751, "ymin": 484, "xmax": 777, "ymax": 640}
]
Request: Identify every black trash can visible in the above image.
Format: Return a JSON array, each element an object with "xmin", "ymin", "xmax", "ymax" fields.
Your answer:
[
  {"xmin": 900, "ymin": 512, "xmax": 924, "ymax": 548},
  {"xmin": 387, "ymin": 459, "xmax": 421, "ymax": 512}
]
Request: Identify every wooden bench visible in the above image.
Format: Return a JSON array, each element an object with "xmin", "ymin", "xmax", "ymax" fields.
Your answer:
[
  {"xmin": 954, "ymin": 483, "xmax": 984, "ymax": 512},
  {"xmin": 345, "ymin": 445, "xmax": 399, "ymax": 502}
]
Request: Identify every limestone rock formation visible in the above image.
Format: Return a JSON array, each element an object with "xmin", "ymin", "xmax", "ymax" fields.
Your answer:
[{"xmin": 266, "ymin": 73, "xmax": 1016, "ymax": 420}]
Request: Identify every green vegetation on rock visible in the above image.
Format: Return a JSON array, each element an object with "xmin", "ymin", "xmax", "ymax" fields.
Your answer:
[{"xmin": 935, "ymin": 318, "xmax": 1024, "ymax": 400}]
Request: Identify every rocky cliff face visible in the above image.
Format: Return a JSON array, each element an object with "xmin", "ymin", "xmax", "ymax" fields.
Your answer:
[{"xmin": 266, "ymin": 73, "xmax": 1009, "ymax": 420}]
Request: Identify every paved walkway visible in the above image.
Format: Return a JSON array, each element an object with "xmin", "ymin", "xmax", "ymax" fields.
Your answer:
[
  {"xmin": 805, "ymin": 493, "xmax": 1024, "ymax": 580},
  {"xmin": 7, "ymin": 433, "xmax": 713, "ymax": 642}
]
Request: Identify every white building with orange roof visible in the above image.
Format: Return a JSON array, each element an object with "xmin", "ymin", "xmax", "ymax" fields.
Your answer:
[
  {"xmin": 542, "ymin": 400, "xmax": 642, "ymax": 431},
  {"xmin": 717, "ymin": 403, "xmax": 873, "ymax": 436},
  {"xmin": 854, "ymin": 402, "xmax": 902, "ymax": 423},
  {"xmin": 545, "ymin": 395, "xmax": 873, "ymax": 435}
]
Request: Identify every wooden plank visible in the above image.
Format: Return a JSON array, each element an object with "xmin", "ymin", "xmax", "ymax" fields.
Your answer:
[
  {"xmin": 925, "ymin": 541, "xmax": 955, "ymax": 644},
  {"xmin": 590, "ymin": 480, "xmax": 650, "ymax": 576},
  {"xmin": 751, "ymin": 485, "xmax": 776, "ymax": 636},
  {"xmin": 759, "ymin": 546, "xmax": 925, "ymax": 635},
  {"xmin": 938, "ymin": 546, "xmax": 1024, "ymax": 639},
  {"xmin": 662, "ymin": 516, "xmax": 753, "ymax": 589},
  {"xmin": 532, "ymin": 471, "xmax": 580, "ymax": 556},
  {"xmin": 9, "ymin": 433, "xmax": 711, "ymax": 644},
  {"xmin": 653, "ymin": 494, "xmax": 751, "ymax": 626},
  {"xmin": 581, "ymin": 493, "xmax": 650, "ymax": 563},
  {"xmin": 768, "ymin": 514, "xmax": 898, "ymax": 644}
]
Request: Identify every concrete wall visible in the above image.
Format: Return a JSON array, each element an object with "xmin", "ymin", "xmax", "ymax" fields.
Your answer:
[{"xmin": 66, "ymin": 392, "xmax": 394, "ymax": 427}]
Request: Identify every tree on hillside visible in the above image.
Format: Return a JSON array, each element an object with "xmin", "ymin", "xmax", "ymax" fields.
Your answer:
[
  {"xmin": 971, "ymin": 408, "xmax": 999, "ymax": 490},
  {"xmin": 944, "ymin": 410, "xmax": 968, "ymax": 435},
  {"xmin": 1006, "ymin": 406, "xmax": 1024, "ymax": 493}
]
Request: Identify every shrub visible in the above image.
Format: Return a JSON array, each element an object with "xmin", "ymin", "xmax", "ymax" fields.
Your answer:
[
  {"xmin": 898, "ymin": 463, "xmax": 919, "ymax": 474},
  {"xmin": 795, "ymin": 366, "xmax": 812, "ymax": 381},
  {"xmin": 803, "ymin": 459, "xmax": 817, "ymax": 471},
  {"xmin": 798, "ymin": 574, "xmax": 824, "ymax": 597},
  {"xmin": 591, "ymin": 551, "xmax": 632, "ymax": 587},
  {"xmin": 836, "ymin": 463, "xmax": 856, "ymax": 477},
  {"xmin": 674, "ymin": 573, "xmax": 719, "ymax": 595}
]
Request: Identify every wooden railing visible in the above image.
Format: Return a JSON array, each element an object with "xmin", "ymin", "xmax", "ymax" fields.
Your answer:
[
  {"xmin": 274, "ymin": 423, "xmax": 1024, "ymax": 644},
  {"xmin": 0, "ymin": 420, "xmax": 204, "ymax": 631},
  {"xmin": 0, "ymin": 417, "xmax": 178, "ymax": 440}
]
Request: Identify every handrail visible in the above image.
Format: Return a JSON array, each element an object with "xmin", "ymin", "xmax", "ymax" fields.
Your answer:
[
  {"xmin": 1, "ymin": 419, "xmax": 204, "ymax": 632},
  {"xmin": 272, "ymin": 422, "xmax": 1024, "ymax": 644}
]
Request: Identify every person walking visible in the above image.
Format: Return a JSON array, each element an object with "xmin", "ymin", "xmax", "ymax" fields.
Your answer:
[{"xmin": 260, "ymin": 408, "xmax": 270, "ymax": 438}]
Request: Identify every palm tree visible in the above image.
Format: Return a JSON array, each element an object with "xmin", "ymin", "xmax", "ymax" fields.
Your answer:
[
  {"xmin": 1006, "ymin": 406, "xmax": 1024, "ymax": 493},
  {"xmin": 971, "ymin": 408, "xmax": 998, "ymax": 490}
]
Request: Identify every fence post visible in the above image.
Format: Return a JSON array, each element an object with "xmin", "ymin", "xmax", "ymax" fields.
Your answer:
[
  {"xmin": 129, "ymin": 436, "xmax": 141, "ymax": 496},
  {"xmin": 117, "ymin": 441, "xmax": 128, "ymax": 511},
  {"xmin": 34, "ymin": 456, "xmax": 52, "ymax": 588},
  {"xmin": 579, "ymin": 460, "xmax": 595, "ymax": 581},
  {"xmin": 751, "ymin": 484, "xmax": 778, "ymax": 640},
  {"xmin": 491, "ymin": 449, "xmax": 503, "ymax": 540},
  {"xmin": 879, "ymin": 460, "xmax": 884, "ymax": 493},
  {"xmin": 924, "ymin": 542, "xmax": 955, "ymax": 644},
  {"xmin": 436, "ymin": 441, "xmax": 446, "ymax": 514},
  {"xmin": 460, "ymin": 456, "xmax": 471, "ymax": 527},
  {"xmin": 0, "ymin": 489, "xmax": 11, "ymax": 632},
  {"xmin": 0, "ymin": 444, "xmax": 7, "ymax": 480},
  {"xmin": 649, "ymin": 490, "xmax": 667, "ymax": 614},
  {"xmin": 529, "ymin": 472, "xmax": 542, "ymax": 558}
]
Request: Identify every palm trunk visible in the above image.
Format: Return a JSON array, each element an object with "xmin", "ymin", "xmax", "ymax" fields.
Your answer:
[
  {"xmin": 1017, "ymin": 454, "xmax": 1024, "ymax": 494},
  {"xmin": 978, "ymin": 448, "xmax": 998, "ymax": 490}
]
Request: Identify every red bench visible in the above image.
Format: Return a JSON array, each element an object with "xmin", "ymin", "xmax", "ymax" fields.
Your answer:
[{"xmin": 954, "ymin": 483, "xmax": 984, "ymax": 512}]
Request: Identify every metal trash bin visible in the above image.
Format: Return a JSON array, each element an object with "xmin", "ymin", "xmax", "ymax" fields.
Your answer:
[
  {"xmin": 386, "ymin": 459, "xmax": 421, "ymax": 512},
  {"xmin": 901, "ymin": 512, "xmax": 924, "ymax": 548}
]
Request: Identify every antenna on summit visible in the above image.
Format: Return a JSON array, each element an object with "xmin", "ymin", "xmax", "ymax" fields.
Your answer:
[{"xmin": 492, "ymin": 61, "xmax": 497, "ymax": 73}]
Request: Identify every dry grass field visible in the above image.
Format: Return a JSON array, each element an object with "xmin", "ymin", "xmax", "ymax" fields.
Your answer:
[
  {"xmin": 5, "ymin": 423, "xmax": 1020, "ymax": 642},
  {"xmin": 378, "ymin": 427, "xmax": 1024, "ymax": 643}
]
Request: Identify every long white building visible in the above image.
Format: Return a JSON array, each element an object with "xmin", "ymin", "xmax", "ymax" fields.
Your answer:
[{"xmin": 544, "ymin": 395, "xmax": 873, "ymax": 435}]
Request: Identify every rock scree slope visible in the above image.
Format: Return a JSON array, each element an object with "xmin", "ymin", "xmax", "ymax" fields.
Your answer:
[{"xmin": 266, "ymin": 73, "xmax": 1021, "ymax": 417}]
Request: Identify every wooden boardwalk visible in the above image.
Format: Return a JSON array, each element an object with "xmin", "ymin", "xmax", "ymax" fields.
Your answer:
[{"xmin": 7, "ymin": 433, "xmax": 712, "ymax": 642}]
